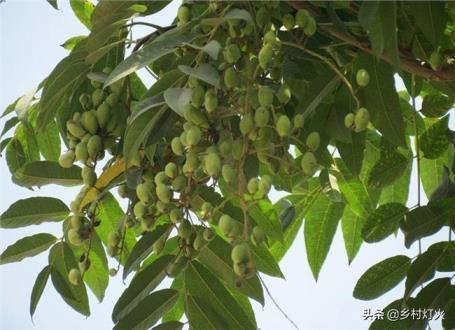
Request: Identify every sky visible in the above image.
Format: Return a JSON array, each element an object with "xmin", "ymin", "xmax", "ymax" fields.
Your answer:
[{"xmin": 0, "ymin": 1, "xmax": 451, "ymax": 330}]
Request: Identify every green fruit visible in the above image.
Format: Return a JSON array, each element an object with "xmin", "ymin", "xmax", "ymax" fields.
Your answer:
[
  {"xmin": 304, "ymin": 16, "xmax": 317, "ymax": 36},
  {"xmin": 258, "ymin": 86, "xmax": 274, "ymax": 107},
  {"xmin": 91, "ymin": 89, "xmax": 105, "ymax": 107},
  {"xmin": 178, "ymin": 220, "xmax": 192, "ymax": 239},
  {"xmin": 177, "ymin": 6, "xmax": 190, "ymax": 23},
  {"xmin": 204, "ymin": 89, "xmax": 218, "ymax": 113},
  {"xmin": 251, "ymin": 226, "xmax": 265, "ymax": 246},
  {"xmin": 293, "ymin": 114, "xmax": 305, "ymax": 128},
  {"xmin": 102, "ymin": 67, "xmax": 112, "ymax": 74},
  {"xmin": 79, "ymin": 93, "xmax": 90, "ymax": 107},
  {"xmin": 165, "ymin": 162, "xmax": 178, "ymax": 179},
  {"xmin": 172, "ymin": 175, "xmax": 187, "ymax": 192},
  {"xmin": 154, "ymin": 171, "xmax": 168, "ymax": 185},
  {"xmin": 59, "ymin": 150, "xmax": 75, "ymax": 168},
  {"xmin": 117, "ymin": 184, "xmax": 128, "ymax": 198},
  {"xmin": 78, "ymin": 256, "xmax": 91, "ymax": 273},
  {"xmin": 295, "ymin": 9, "xmax": 309, "ymax": 27},
  {"xmin": 191, "ymin": 85, "xmax": 205, "ymax": 107},
  {"xmin": 68, "ymin": 268, "xmax": 81, "ymax": 286},
  {"xmin": 193, "ymin": 235, "xmax": 206, "ymax": 251},
  {"xmin": 70, "ymin": 215, "xmax": 82, "ymax": 230},
  {"xmin": 356, "ymin": 69, "xmax": 370, "ymax": 87},
  {"xmin": 170, "ymin": 208, "xmax": 182, "ymax": 223},
  {"xmin": 73, "ymin": 112, "xmax": 82, "ymax": 121},
  {"xmin": 96, "ymin": 102, "xmax": 110, "ymax": 128},
  {"xmin": 203, "ymin": 228, "xmax": 215, "ymax": 241},
  {"xmin": 244, "ymin": 260, "xmax": 256, "ymax": 279},
  {"xmin": 254, "ymin": 107, "xmax": 270, "ymax": 127},
  {"xmin": 306, "ymin": 132, "xmax": 320, "ymax": 151},
  {"xmin": 301, "ymin": 151, "xmax": 318, "ymax": 176},
  {"xmin": 75, "ymin": 142, "xmax": 89, "ymax": 163},
  {"xmin": 134, "ymin": 201, "xmax": 147, "ymax": 219},
  {"xmin": 171, "ymin": 137, "xmax": 184, "ymax": 156},
  {"xmin": 87, "ymin": 135, "xmax": 102, "ymax": 159},
  {"xmin": 354, "ymin": 108, "xmax": 370, "ymax": 132},
  {"xmin": 183, "ymin": 105, "xmax": 209, "ymax": 128},
  {"xmin": 224, "ymin": 67, "xmax": 239, "ymax": 89},
  {"xmin": 81, "ymin": 111, "xmax": 98, "ymax": 135},
  {"xmin": 186, "ymin": 126, "xmax": 202, "ymax": 147},
  {"xmin": 276, "ymin": 115, "xmax": 291, "ymax": 137},
  {"xmin": 240, "ymin": 113, "xmax": 254, "ymax": 135},
  {"xmin": 156, "ymin": 183, "xmax": 172, "ymax": 203},
  {"xmin": 81, "ymin": 166, "xmax": 97, "ymax": 186},
  {"xmin": 105, "ymin": 93, "xmax": 119, "ymax": 107},
  {"xmin": 344, "ymin": 113, "xmax": 355, "ymax": 128},
  {"xmin": 232, "ymin": 139, "xmax": 244, "ymax": 160},
  {"xmin": 258, "ymin": 43, "xmax": 273, "ymax": 69},
  {"xmin": 218, "ymin": 131, "xmax": 233, "ymax": 155},
  {"xmin": 107, "ymin": 232, "xmax": 120, "ymax": 248},
  {"xmin": 67, "ymin": 120, "xmax": 86, "ymax": 139},
  {"xmin": 231, "ymin": 243, "xmax": 250, "ymax": 263},
  {"xmin": 234, "ymin": 262, "xmax": 247, "ymax": 277},
  {"xmin": 224, "ymin": 44, "xmax": 241, "ymax": 64},
  {"xmin": 247, "ymin": 177, "xmax": 259, "ymax": 194},
  {"xmin": 204, "ymin": 152, "xmax": 221, "ymax": 177},
  {"xmin": 109, "ymin": 268, "xmax": 118, "ymax": 277},
  {"xmin": 200, "ymin": 202, "xmax": 213, "ymax": 218},
  {"xmin": 222, "ymin": 164, "xmax": 235, "ymax": 183},
  {"xmin": 136, "ymin": 183, "xmax": 152, "ymax": 204},
  {"xmin": 68, "ymin": 228, "xmax": 83, "ymax": 246},
  {"xmin": 277, "ymin": 84, "xmax": 291, "ymax": 104},
  {"xmin": 282, "ymin": 13, "xmax": 295, "ymax": 30},
  {"xmin": 219, "ymin": 214, "xmax": 235, "ymax": 236},
  {"xmin": 184, "ymin": 151, "xmax": 200, "ymax": 174}
]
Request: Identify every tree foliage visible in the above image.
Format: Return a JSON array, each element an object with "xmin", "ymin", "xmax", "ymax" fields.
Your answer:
[{"xmin": 1, "ymin": 1, "xmax": 455, "ymax": 329}]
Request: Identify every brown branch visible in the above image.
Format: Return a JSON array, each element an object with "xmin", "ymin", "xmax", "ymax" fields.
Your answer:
[{"xmin": 288, "ymin": 1, "xmax": 455, "ymax": 82}]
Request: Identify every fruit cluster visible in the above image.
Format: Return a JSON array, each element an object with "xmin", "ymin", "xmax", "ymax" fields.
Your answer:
[{"xmin": 57, "ymin": 4, "xmax": 371, "ymax": 285}]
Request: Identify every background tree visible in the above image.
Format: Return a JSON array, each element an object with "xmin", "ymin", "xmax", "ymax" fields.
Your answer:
[{"xmin": 0, "ymin": 1, "xmax": 454, "ymax": 329}]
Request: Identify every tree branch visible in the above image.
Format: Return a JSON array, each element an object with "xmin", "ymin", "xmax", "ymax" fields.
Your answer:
[{"xmin": 288, "ymin": 1, "xmax": 455, "ymax": 82}]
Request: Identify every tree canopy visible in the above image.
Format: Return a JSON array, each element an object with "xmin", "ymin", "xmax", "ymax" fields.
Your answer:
[{"xmin": 1, "ymin": 1, "xmax": 454, "ymax": 329}]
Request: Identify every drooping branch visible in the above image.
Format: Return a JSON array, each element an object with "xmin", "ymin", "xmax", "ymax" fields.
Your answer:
[{"xmin": 288, "ymin": 1, "xmax": 455, "ymax": 82}]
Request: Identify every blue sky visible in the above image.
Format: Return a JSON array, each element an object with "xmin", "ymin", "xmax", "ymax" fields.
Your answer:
[{"xmin": 0, "ymin": 1, "xmax": 450, "ymax": 329}]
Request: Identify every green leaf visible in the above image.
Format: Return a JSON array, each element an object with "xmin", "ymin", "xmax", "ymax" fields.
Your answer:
[
  {"xmin": 304, "ymin": 192, "xmax": 344, "ymax": 280},
  {"xmin": 404, "ymin": 247, "xmax": 448, "ymax": 298},
  {"xmin": 123, "ymin": 224, "xmax": 170, "ymax": 280},
  {"xmin": 428, "ymin": 241, "xmax": 455, "ymax": 272},
  {"xmin": 197, "ymin": 236, "xmax": 264, "ymax": 305},
  {"xmin": 0, "ymin": 116, "xmax": 19, "ymax": 139},
  {"xmin": 114, "ymin": 289, "xmax": 179, "ymax": 330},
  {"xmin": 70, "ymin": 0, "xmax": 94, "ymax": 29},
  {"xmin": 362, "ymin": 203, "xmax": 407, "ymax": 243},
  {"xmin": 184, "ymin": 261, "xmax": 256, "ymax": 329},
  {"xmin": 14, "ymin": 161, "xmax": 82, "ymax": 187},
  {"xmin": 185, "ymin": 294, "xmax": 228, "ymax": 330},
  {"xmin": 104, "ymin": 31, "xmax": 199, "ymax": 87},
  {"xmin": 112, "ymin": 255, "xmax": 173, "ymax": 322},
  {"xmin": 332, "ymin": 158, "xmax": 372, "ymax": 218},
  {"xmin": 337, "ymin": 131, "xmax": 366, "ymax": 176},
  {"xmin": 369, "ymin": 298, "xmax": 413, "ymax": 330},
  {"xmin": 163, "ymin": 88, "xmax": 193, "ymax": 116},
  {"xmin": 354, "ymin": 53, "xmax": 406, "ymax": 147},
  {"xmin": 145, "ymin": 69, "xmax": 185, "ymax": 97},
  {"xmin": 250, "ymin": 244, "xmax": 284, "ymax": 278},
  {"xmin": 5, "ymin": 138, "xmax": 27, "ymax": 174},
  {"xmin": 358, "ymin": 1, "xmax": 379, "ymax": 32},
  {"xmin": 378, "ymin": 2, "xmax": 399, "ymax": 67},
  {"xmin": 46, "ymin": 0, "xmax": 58, "ymax": 10},
  {"xmin": 178, "ymin": 64, "xmax": 220, "ymax": 88},
  {"xmin": 202, "ymin": 8, "xmax": 252, "ymax": 26},
  {"xmin": 96, "ymin": 193, "xmax": 136, "ymax": 263},
  {"xmin": 152, "ymin": 321, "xmax": 184, "ymax": 330},
  {"xmin": 61, "ymin": 36, "xmax": 87, "ymax": 50},
  {"xmin": 420, "ymin": 116, "xmax": 449, "ymax": 159},
  {"xmin": 421, "ymin": 94, "xmax": 453, "ymax": 118},
  {"xmin": 48, "ymin": 242, "xmax": 90, "ymax": 316},
  {"xmin": 129, "ymin": 73, "xmax": 147, "ymax": 100},
  {"xmin": 0, "ymin": 197, "xmax": 69, "ymax": 229},
  {"xmin": 162, "ymin": 276, "xmax": 184, "ymax": 323},
  {"xmin": 408, "ymin": 2, "xmax": 447, "ymax": 48},
  {"xmin": 248, "ymin": 200, "xmax": 283, "ymax": 243},
  {"xmin": 379, "ymin": 157, "xmax": 412, "ymax": 205},
  {"xmin": 353, "ymin": 255, "xmax": 411, "ymax": 300},
  {"xmin": 0, "ymin": 233, "xmax": 57, "ymax": 264},
  {"xmin": 30, "ymin": 265, "xmax": 51, "ymax": 318},
  {"xmin": 15, "ymin": 123, "xmax": 39, "ymax": 162},
  {"xmin": 420, "ymin": 147, "xmax": 453, "ymax": 198},
  {"xmin": 341, "ymin": 206, "xmax": 365, "ymax": 264},
  {"xmin": 200, "ymin": 40, "xmax": 222, "ymax": 60},
  {"xmin": 401, "ymin": 204, "xmax": 448, "ymax": 248},
  {"xmin": 367, "ymin": 149, "xmax": 409, "ymax": 189}
]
